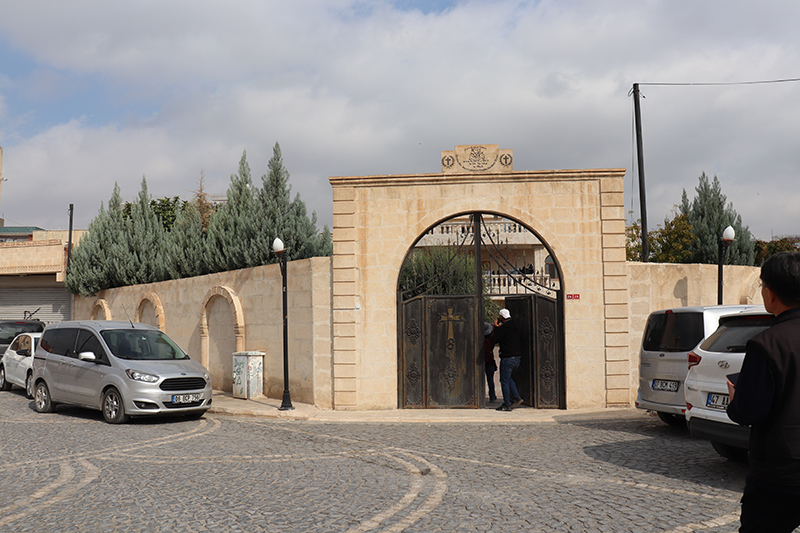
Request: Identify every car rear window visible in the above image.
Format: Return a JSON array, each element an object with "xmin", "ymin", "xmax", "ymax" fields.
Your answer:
[
  {"xmin": 641, "ymin": 311, "xmax": 705, "ymax": 352},
  {"xmin": 0, "ymin": 321, "xmax": 45, "ymax": 344},
  {"xmin": 699, "ymin": 315, "xmax": 774, "ymax": 353}
]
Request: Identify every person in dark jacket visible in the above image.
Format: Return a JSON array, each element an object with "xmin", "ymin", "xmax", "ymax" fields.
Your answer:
[
  {"xmin": 483, "ymin": 322, "xmax": 498, "ymax": 403},
  {"xmin": 491, "ymin": 308, "xmax": 524, "ymax": 412},
  {"xmin": 727, "ymin": 251, "xmax": 800, "ymax": 533}
]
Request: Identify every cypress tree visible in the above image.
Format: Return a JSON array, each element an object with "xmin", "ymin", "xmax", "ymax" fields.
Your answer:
[
  {"xmin": 205, "ymin": 151, "xmax": 262, "ymax": 273},
  {"xmin": 167, "ymin": 201, "xmax": 208, "ymax": 278},
  {"xmin": 679, "ymin": 173, "xmax": 755, "ymax": 265},
  {"xmin": 127, "ymin": 177, "xmax": 171, "ymax": 284},
  {"xmin": 257, "ymin": 142, "xmax": 329, "ymax": 262},
  {"xmin": 65, "ymin": 183, "xmax": 130, "ymax": 296}
]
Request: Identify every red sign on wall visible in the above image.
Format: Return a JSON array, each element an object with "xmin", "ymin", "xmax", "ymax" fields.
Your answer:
[{"xmin": 566, "ymin": 294, "xmax": 580, "ymax": 300}]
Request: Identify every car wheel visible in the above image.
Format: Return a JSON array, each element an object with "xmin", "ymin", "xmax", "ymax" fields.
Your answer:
[
  {"xmin": 25, "ymin": 372, "xmax": 34, "ymax": 399},
  {"xmin": 34, "ymin": 382, "xmax": 55, "ymax": 413},
  {"xmin": 657, "ymin": 411, "xmax": 686, "ymax": 426},
  {"xmin": 0, "ymin": 365, "xmax": 11, "ymax": 391},
  {"xmin": 711, "ymin": 441, "xmax": 749, "ymax": 462},
  {"xmin": 102, "ymin": 388, "xmax": 129, "ymax": 424}
]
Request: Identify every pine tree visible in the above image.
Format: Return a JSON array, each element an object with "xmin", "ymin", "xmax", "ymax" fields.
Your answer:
[
  {"xmin": 167, "ymin": 201, "xmax": 208, "ymax": 278},
  {"xmin": 65, "ymin": 183, "xmax": 130, "ymax": 296},
  {"xmin": 679, "ymin": 173, "xmax": 755, "ymax": 265},
  {"xmin": 205, "ymin": 151, "xmax": 262, "ymax": 273},
  {"xmin": 256, "ymin": 142, "xmax": 328, "ymax": 262},
  {"xmin": 65, "ymin": 203, "xmax": 110, "ymax": 297},
  {"xmin": 127, "ymin": 177, "xmax": 171, "ymax": 284}
]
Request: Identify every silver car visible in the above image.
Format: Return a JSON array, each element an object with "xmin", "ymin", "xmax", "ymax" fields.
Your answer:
[{"xmin": 32, "ymin": 321, "xmax": 212, "ymax": 424}]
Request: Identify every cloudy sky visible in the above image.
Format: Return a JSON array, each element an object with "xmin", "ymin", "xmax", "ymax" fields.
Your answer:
[{"xmin": 1, "ymin": 1, "xmax": 799, "ymax": 241}]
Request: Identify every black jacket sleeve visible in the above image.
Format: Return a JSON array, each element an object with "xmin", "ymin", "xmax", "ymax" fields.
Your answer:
[{"xmin": 727, "ymin": 342, "xmax": 775, "ymax": 426}]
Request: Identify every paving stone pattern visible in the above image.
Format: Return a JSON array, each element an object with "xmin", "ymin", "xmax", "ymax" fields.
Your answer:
[{"xmin": 0, "ymin": 390, "xmax": 753, "ymax": 532}]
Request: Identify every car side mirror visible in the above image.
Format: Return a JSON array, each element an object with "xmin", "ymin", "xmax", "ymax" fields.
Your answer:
[
  {"xmin": 78, "ymin": 351, "xmax": 97, "ymax": 362},
  {"xmin": 18, "ymin": 348, "xmax": 31, "ymax": 357}
]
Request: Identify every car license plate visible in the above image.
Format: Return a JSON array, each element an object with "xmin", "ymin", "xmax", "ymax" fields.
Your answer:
[
  {"xmin": 652, "ymin": 379, "xmax": 679, "ymax": 392},
  {"xmin": 172, "ymin": 393, "xmax": 202, "ymax": 404},
  {"xmin": 706, "ymin": 393, "xmax": 729, "ymax": 410}
]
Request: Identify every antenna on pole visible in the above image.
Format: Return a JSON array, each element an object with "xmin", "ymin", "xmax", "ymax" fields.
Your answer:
[{"xmin": 632, "ymin": 83, "xmax": 650, "ymax": 262}]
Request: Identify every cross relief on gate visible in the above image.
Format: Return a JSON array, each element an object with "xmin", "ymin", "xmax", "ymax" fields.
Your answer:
[{"xmin": 438, "ymin": 306, "xmax": 462, "ymax": 351}]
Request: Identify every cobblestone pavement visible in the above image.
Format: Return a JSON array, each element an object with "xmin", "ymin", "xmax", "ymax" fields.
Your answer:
[{"xmin": 0, "ymin": 389, "xmax": 750, "ymax": 533}]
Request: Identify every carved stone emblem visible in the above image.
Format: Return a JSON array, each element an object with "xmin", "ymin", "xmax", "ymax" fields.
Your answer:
[{"xmin": 440, "ymin": 144, "xmax": 513, "ymax": 174}]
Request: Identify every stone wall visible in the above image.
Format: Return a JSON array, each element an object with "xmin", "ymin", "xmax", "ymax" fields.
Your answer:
[
  {"xmin": 69, "ymin": 256, "xmax": 762, "ymax": 411},
  {"xmin": 72, "ymin": 257, "xmax": 334, "ymax": 408}
]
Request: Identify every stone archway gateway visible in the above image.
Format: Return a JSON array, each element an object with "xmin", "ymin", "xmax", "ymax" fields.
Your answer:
[{"xmin": 329, "ymin": 145, "xmax": 629, "ymax": 411}]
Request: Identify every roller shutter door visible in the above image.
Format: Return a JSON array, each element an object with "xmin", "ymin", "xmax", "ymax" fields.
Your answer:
[{"xmin": 0, "ymin": 288, "xmax": 72, "ymax": 323}]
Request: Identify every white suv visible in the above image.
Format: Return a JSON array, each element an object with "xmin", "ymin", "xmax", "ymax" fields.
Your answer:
[
  {"xmin": 684, "ymin": 308, "xmax": 773, "ymax": 461},
  {"xmin": 636, "ymin": 305, "xmax": 761, "ymax": 425}
]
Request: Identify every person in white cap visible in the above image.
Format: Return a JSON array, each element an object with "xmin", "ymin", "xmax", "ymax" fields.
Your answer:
[{"xmin": 491, "ymin": 308, "xmax": 524, "ymax": 411}]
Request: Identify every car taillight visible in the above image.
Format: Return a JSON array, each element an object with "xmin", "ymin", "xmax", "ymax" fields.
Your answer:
[
  {"xmin": 686, "ymin": 402, "xmax": 693, "ymax": 410},
  {"xmin": 688, "ymin": 351, "xmax": 701, "ymax": 369}
]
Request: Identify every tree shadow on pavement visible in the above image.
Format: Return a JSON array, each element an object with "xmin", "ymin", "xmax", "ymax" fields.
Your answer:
[{"xmin": 559, "ymin": 410, "xmax": 748, "ymax": 492}]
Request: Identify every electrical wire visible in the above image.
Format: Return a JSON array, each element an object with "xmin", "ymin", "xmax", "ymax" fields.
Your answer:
[{"xmin": 637, "ymin": 77, "xmax": 800, "ymax": 87}]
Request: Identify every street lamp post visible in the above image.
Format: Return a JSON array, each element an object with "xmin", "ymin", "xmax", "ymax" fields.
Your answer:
[
  {"xmin": 273, "ymin": 237, "xmax": 294, "ymax": 410},
  {"xmin": 717, "ymin": 225, "xmax": 736, "ymax": 305}
]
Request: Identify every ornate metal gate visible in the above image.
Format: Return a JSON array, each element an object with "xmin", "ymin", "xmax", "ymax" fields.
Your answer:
[{"xmin": 398, "ymin": 212, "xmax": 564, "ymax": 409}]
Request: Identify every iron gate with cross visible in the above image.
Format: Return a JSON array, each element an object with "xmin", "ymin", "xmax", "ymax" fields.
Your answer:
[{"xmin": 397, "ymin": 212, "xmax": 564, "ymax": 409}]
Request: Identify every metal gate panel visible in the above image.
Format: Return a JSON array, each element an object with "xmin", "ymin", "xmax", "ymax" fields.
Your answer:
[
  {"xmin": 400, "ymin": 295, "xmax": 478, "ymax": 408},
  {"xmin": 535, "ymin": 295, "xmax": 562, "ymax": 408},
  {"xmin": 426, "ymin": 296, "xmax": 477, "ymax": 408},
  {"xmin": 505, "ymin": 294, "xmax": 563, "ymax": 409},
  {"xmin": 0, "ymin": 288, "xmax": 72, "ymax": 323},
  {"xmin": 401, "ymin": 297, "xmax": 425, "ymax": 408}
]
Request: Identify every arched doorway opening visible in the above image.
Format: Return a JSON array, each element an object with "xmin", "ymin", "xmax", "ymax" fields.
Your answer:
[{"xmin": 397, "ymin": 212, "xmax": 565, "ymax": 409}]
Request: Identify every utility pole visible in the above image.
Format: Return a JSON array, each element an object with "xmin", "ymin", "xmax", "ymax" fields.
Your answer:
[
  {"xmin": 632, "ymin": 83, "xmax": 650, "ymax": 262},
  {"xmin": 67, "ymin": 204, "xmax": 74, "ymax": 273}
]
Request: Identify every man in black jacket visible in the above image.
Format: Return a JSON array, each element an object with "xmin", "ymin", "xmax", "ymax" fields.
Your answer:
[
  {"xmin": 728, "ymin": 252, "xmax": 800, "ymax": 532},
  {"xmin": 491, "ymin": 308, "xmax": 524, "ymax": 412}
]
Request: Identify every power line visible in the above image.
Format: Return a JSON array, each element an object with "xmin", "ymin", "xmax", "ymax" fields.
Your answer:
[{"xmin": 638, "ymin": 77, "xmax": 800, "ymax": 87}]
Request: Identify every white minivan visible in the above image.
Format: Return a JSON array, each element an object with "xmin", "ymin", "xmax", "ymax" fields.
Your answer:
[{"xmin": 636, "ymin": 305, "xmax": 761, "ymax": 425}]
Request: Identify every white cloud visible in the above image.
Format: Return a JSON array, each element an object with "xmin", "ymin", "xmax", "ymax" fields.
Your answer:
[{"xmin": 0, "ymin": 0, "xmax": 799, "ymax": 239}]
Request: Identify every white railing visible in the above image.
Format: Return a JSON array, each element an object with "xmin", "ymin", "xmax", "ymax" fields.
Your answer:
[{"xmin": 483, "ymin": 273, "xmax": 559, "ymax": 298}]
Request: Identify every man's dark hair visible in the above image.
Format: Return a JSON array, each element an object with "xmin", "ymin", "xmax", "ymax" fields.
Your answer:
[{"xmin": 761, "ymin": 252, "xmax": 800, "ymax": 307}]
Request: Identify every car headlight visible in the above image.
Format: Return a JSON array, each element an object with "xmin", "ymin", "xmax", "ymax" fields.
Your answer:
[{"xmin": 125, "ymin": 369, "xmax": 160, "ymax": 383}]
